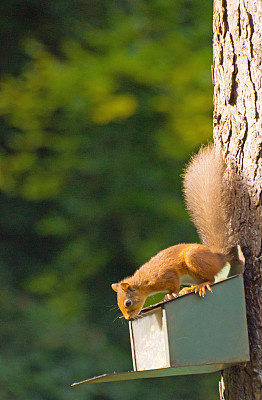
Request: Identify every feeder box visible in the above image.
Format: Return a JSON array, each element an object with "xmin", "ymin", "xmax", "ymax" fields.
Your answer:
[{"xmin": 72, "ymin": 275, "xmax": 249, "ymax": 386}]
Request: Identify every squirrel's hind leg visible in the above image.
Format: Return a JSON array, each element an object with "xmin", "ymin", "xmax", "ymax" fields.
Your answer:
[
  {"xmin": 179, "ymin": 282, "xmax": 213, "ymax": 297},
  {"xmin": 180, "ymin": 245, "xmax": 225, "ymax": 297}
]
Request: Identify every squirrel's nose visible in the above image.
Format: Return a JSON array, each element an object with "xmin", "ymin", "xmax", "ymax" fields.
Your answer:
[{"xmin": 125, "ymin": 315, "xmax": 134, "ymax": 321}]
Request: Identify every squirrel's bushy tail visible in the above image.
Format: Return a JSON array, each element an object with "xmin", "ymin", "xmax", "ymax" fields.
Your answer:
[{"xmin": 183, "ymin": 144, "xmax": 231, "ymax": 255}]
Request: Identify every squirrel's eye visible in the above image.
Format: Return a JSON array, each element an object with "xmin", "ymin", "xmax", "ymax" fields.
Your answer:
[{"xmin": 125, "ymin": 300, "xmax": 132, "ymax": 308}]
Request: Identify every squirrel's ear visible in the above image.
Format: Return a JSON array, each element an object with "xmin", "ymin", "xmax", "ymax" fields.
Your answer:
[
  {"xmin": 120, "ymin": 282, "xmax": 133, "ymax": 292},
  {"xmin": 111, "ymin": 283, "xmax": 119, "ymax": 292}
]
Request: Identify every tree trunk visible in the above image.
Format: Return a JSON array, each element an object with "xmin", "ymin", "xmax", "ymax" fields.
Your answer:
[{"xmin": 212, "ymin": 0, "xmax": 262, "ymax": 399}]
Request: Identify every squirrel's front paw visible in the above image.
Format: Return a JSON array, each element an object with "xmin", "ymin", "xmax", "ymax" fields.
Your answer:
[{"xmin": 164, "ymin": 293, "xmax": 178, "ymax": 301}]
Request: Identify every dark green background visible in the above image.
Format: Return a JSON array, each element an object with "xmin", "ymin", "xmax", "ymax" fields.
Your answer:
[{"xmin": 0, "ymin": 1, "xmax": 219, "ymax": 399}]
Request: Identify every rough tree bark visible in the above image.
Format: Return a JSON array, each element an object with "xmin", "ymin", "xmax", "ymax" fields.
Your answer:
[{"xmin": 212, "ymin": 0, "xmax": 262, "ymax": 399}]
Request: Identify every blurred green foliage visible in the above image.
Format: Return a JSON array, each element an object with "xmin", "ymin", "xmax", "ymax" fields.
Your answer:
[{"xmin": 0, "ymin": 1, "xmax": 220, "ymax": 399}]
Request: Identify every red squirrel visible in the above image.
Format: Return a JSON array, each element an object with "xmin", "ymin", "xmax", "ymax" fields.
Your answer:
[{"xmin": 112, "ymin": 145, "xmax": 243, "ymax": 320}]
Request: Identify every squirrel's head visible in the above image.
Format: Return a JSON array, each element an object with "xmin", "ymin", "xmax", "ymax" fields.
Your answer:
[{"xmin": 111, "ymin": 282, "xmax": 146, "ymax": 320}]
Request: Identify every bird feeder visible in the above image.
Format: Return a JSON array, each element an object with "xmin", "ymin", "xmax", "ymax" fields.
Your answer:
[{"xmin": 72, "ymin": 274, "xmax": 249, "ymax": 386}]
